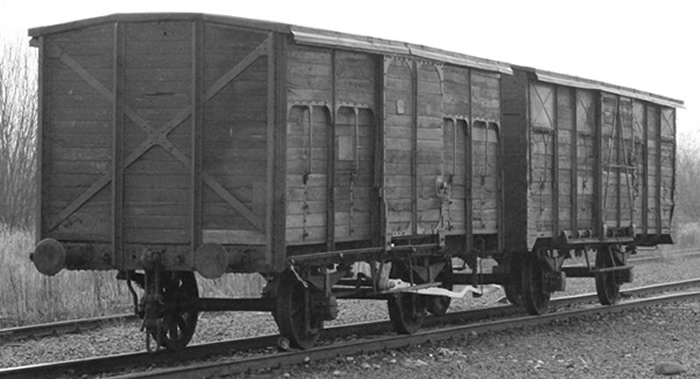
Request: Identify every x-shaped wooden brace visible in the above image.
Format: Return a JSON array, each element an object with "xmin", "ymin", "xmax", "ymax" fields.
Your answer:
[
  {"xmin": 532, "ymin": 84, "xmax": 554, "ymax": 127},
  {"xmin": 47, "ymin": 35, "xmax": 271, "ymax": 232}
]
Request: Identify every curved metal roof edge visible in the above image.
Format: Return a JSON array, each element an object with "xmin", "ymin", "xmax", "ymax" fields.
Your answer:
[
  {"xmin": 522, "ymin": 66, "xmax": 684, "ymax": 109},
  {"xmin": 291, "ymin": 26, "xmax": 513, "ymax": 75}
]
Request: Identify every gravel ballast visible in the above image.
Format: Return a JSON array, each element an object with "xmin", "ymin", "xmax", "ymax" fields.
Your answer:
[
  {"xmin": 1, "ymin": 255, "xmax": 699, "ymax": 378},
  {"xmin": 260, "ymin": 301, "xmax": 699, "ymax": 378}
]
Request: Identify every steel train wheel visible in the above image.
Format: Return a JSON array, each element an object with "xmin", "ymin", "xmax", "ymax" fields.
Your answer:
[
  {"xmin": 387, "ymin": 261, "xmax": 427, "ymax": 333},
  {"xmin": 274, "ymin": 271, "xmax": 323, "ymax": 349},
  {"xmin": 388, "ymin": 292, "xmax": 426, "ymax": 334},
  {"xmin": 425, "ymin": 263, "xmax": 452, "ymax": 316},
  {"xmin": 520, "ymin": 257, "xmax": 551, "ymax": 315},
  {"xmin": 503, "ymin": 254, "xmax": 523, "ymax": 306},
  {"xmin": 151, "ymin": 271, "xmax": 199, "ymax": 351},
  {"xmin": 504, "ymin": 284, "xmax": 523, "ymax": 306},
  {"xmin": 425, "ymin": 289, "xmax": 451, "ymax": 316},
  {"xmin": 595, "ymin": 246, "xmax": 622, "ymax": 305}
]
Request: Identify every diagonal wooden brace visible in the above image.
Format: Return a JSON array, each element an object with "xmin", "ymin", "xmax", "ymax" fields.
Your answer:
[{"xmin": 48, "ymin": 37, "xmax": 270, "ymax": 232}]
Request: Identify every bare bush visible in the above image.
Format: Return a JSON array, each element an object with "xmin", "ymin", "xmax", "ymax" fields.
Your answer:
[
  {"xmin": 675, "ymin": 130, "xmax": 700, "ymax": 225},
  {"xmin": 0, "ymin": 38, "xmax": 37, "ymax": 228}
]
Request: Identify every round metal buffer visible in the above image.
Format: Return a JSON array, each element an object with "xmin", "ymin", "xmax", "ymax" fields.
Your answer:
[
  {"xmin": 32, "ymin": 238, "xmax": 66, "ymax": 276},
  {"xmin": 195, "ymin": 242, "xmax": 228, "ymax": 279}
]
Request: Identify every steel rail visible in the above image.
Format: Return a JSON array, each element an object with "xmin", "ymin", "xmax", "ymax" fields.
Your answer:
[
  {"xmin": 2, "ymin": 278, "xmax": 699, "ymax": 379},
  {"xmin": 0, "ymin": 314, "xmax": 137, "ymax": 341},
  {"xmin": 110, "ymin": 291, "xmax": 700, "ymax": 379}
]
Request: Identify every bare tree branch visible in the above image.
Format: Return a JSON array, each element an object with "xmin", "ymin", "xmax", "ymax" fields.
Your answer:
[{"xmin": 0, "ymin": 38, "xmax": 37, "ymax": 227}]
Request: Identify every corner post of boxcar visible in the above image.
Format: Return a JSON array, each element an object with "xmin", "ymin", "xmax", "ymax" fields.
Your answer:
[
  {"xmin": 271, "ymin": 31, "xmax": 289, "ymax": 273},
  {"xmin": 33, "ymin": 34, "xmax": 46, "ymax": 244},
  {"xmin": 190, "ymin": 19, "xmax": 205, "ymax": 261},
  {"xmin": 594, "ymin": 91, "xmax": 604, "ymax": 240},
  {"xmin": 380, "ymin": 56, "xmax": 394, "ymax": 250},
  {"xmin": 112, "ymin": 21, "xmax": 125, "ymax": 268},
  {"xmin": 326, "ymin": 50, "xmax": 337, "ymax": 253},
  {"xmin": 373, "ymin": 53, "xmax": 385, "ymax": 249},
  {"xmin": 465, "ymin": 68, "xmax": 474, "ymax": 257}
]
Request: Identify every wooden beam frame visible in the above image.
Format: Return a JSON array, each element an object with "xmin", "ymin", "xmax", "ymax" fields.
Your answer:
[
  {"xmin": 112, "ymin": 22, "xmax": 125, "ymax": 266},
  {"xmin": 46, "ymin": 36, "xmax": 271, "ymax": 232}
]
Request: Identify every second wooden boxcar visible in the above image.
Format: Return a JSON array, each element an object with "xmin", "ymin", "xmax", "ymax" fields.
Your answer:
[{"xmin": 498, "ymin": 66, "xmax": 682, "ymax": 313}]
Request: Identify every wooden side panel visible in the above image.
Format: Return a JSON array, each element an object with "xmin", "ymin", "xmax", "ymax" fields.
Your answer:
[
  {"xmin": 472, "ymin": 121, "xmax": 499, "ymax": 233},
  {"xmin": 471, "ymin": 71, "xmax": 501, "ymax": 121},
  {"xmin": 632, "ymin": 101, "xmax": 646, "ymax": 232},
  {"xmin": 442, "ymin": 65, "xmax": 471, "ymax": 235},
  {"xmin": 335, "ymin": 51, "xmax": 376, "ymax": 106},
  {"xmin": 122, "ymin": 21, "xmax": 193, "ymax": 244},
  {"xmin": 285, "ymin": 105, "xmax": 330, "ymax": 244},
  {"xmin": 556, "ymin": 86, "xmax": 574, "ymax": 233},
  {"xmin": 416, "ymin": 62, "xmax": 444, "ymax": 234},
  {"xmin": 659, "ymin": 107, "xmax": 675, "ymax": 234},
  {"xmin": 287, "ymin": 46, "xmax": 332, "ymax": 104},
  {"xmin": 442, "ymin": 118, "xmax": 468, "ymax": 234},
  {"xmin": 334, "ymin": 51, "xmax": 377, "ymax": 242},
  {"xmin": 201, "ymin": 24, "xmax": 270, "ymax": 238},
  {"xmin": 646, "ymin": 105, "xmax": 659, "ymax": 231},
  {"xmin": 334, "ymin": 107, "xmax": 374, "ymax": 241},
  {"xmin": 285, "ymin": 46, "xmax": 332, "ymax": 245},
  {"xmin": 575, "ymin": 89, "xmax": 596, "ymax": 230},
  {"xmin": 443, "ymin": 66, "xmax": 470, "ymax": 117},
  {"xmin": 471, "ymin": 71, "xmax": 501, "ymax": 235},
  {"xmin": 384, "ymin": 58, "xmax": 414, "ymax": 235},
  {"xmin": 40, "ymin": 18, "xmax": 275, "ymax": 273},
  {"xmin": 42, "ymin": 24, "xmax": 115, "ymax": 241},
  {"xmin": 528, "ymin": 82, "xmax": 555, "ymax": 235},
  {"xmin": 599, "ymin": 94, "xmax": 635, "ymax": 229}
]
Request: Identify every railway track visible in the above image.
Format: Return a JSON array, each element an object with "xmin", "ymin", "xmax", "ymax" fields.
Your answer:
[
  {"xmin": 0, "ymin": 314, "xmax": 137, "ymax": 341},
  {"xmin": 2, "ymin": 278, "xmax": 699, "ymax": 379},
  {"xmin": 2, "ymin": 247, "xmax": 697, "ymax": 343}
]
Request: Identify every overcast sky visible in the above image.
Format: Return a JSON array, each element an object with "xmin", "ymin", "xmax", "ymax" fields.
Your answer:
[{"xmin": 1, "ymin": 0, "xmax": 696, "ymax": 139}]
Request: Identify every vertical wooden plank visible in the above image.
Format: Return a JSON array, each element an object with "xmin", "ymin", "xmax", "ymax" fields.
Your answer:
[
  {"xmin": 552, "ymin": 86, "xmax": 559, "ymax": 238},
  {"xmin": 35, "ymin": 36, "xmax": 46, "ymax": 242},
  {"xmin": 191, "ymin": 20, "xmax": 204, "ymax": 256},
  {"xmin": 465, "ymin": 69, "xmax": 473, "ymax": 254},
  {"xmin": 641, "ymin": 103, "xmax": 649, "ymax": 236},
  {"xmin": 112, "ymin": 21, "xmax": 125, "ymax": 267},
  {"xmin": 266, "ymin": 32, "xmax": 276, "ymax": 261},
  {"xmin": 594, "ymin": 92, "xmax": 603, "ymax": 238},
  {"xmin": 655, "ymin": 107, "xmax": 662, "ymax": 235},
  {"xmin": 272, "ymin": 33, "xmax": 288, "ymax": 270},
  {"xmin": 373, "ymin": 54, "xmax": 385, "ymax": 248},
  {"xmin": 327, "ymin": 50, "xmax": 337, "ymax": 251},
  {"xmin": 570, "ymin": 89, "xmax": 578, "ymax": 233},
  {"xmin": 615, "ymin": 96, "xmax": 624, "ymax": 228},
  {"xmin": 411, "ymin": 60, "xmax": 418, "ymax": 235}
]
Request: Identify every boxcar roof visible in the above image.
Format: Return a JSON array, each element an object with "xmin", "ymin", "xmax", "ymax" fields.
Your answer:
[
  {"xmin": 27, "ymin": 12, "xmax": 512, "ymax": 74},
  {"xmin": 29, "ymin": 13, "xmax": 683, "ymax": 109},
  {"xmin": 517, "ymin": 66, "xmax": 684, "ymax": 109}
]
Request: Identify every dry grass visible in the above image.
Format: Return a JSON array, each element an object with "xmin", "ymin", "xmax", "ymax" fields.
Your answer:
[
  {"xmin": 0, "ymin": 224, "xmax": 266, "ymax": 328},
  {"xmin": 0, "ymin": 225, "xmax": 130, "ymax": 327}
]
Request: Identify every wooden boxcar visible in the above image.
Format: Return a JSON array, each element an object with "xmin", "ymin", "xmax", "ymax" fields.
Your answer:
[
  {"xmin": 28, "ymin": 13, "xmax": 682, "ymax": 351},
  {"xmin": 28, "ymin": 13, "xmax": 512, "ymax": 350},
  {"xmin": 499, "ymin": 66, "xmax": 682, "ymax": 313}
]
